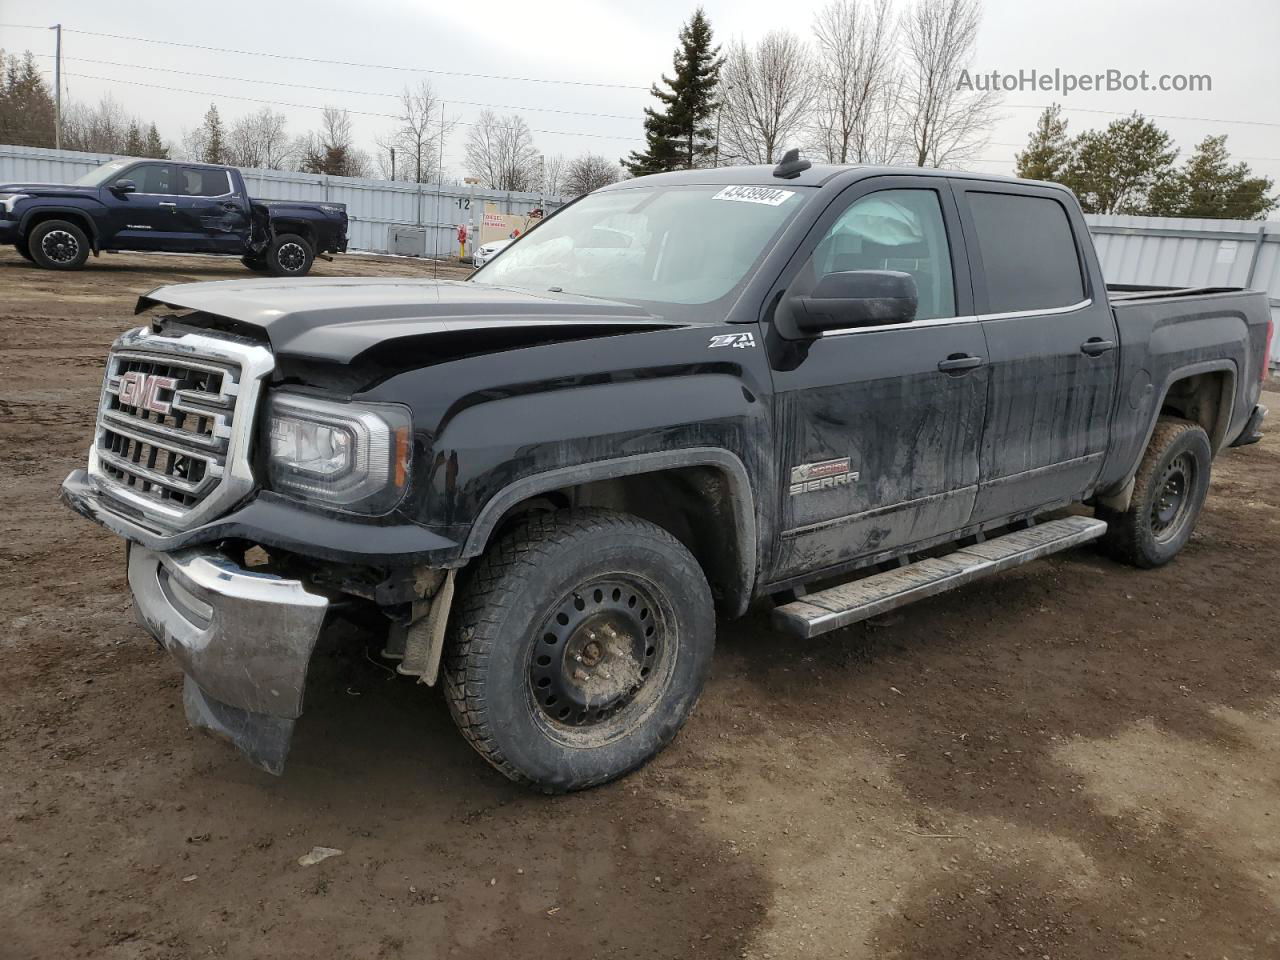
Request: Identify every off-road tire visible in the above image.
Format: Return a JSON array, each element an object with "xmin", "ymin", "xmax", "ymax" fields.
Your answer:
[
  {"xmin": 1098, "ymin": 417, "xmax": 1212, "ymax": 568},
  {"xmin": 241, "ymin": 254, "xmax": 269, "ymax": 272},
  {"xmin": 28, "ymin": 219, "xmax": 90, "ymax": 270},
  {"xmin": 264, "ymin": 233, "xmax": 314, "ymax": 277},
  {"xmin": 443, "ymin": 508, "xmax": 716, "ymax": 793}
]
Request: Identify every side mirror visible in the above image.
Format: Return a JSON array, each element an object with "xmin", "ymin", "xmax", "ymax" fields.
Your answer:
[
  {"xmin": 776, "ymin": 270, "xmax": 918, "ymax": 338},
  {"xmin": 111, "ymin": 179, "xmax": 137, "ymax": 194}
]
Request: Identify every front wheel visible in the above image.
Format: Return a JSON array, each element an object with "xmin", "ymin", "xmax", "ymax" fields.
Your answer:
[
  {"xmin": 1097, "ymin": 417, "xmax": 1212, "ymax": 568},
  {"xmin": 28, "ymin": 219, "xmax": 90, "ymax": 270},
  {"xmin": 443, "ymin": 509, "xmax": 716, "ymax": 793},
  {"xmin": 264, "ymin": 233, "xmax": 315, "ymax": 276}
]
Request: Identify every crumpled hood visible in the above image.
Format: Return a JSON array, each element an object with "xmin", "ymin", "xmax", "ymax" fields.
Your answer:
[{"xmin": 135, "ymin": 276, "xmax": 682, "ymax": 364}]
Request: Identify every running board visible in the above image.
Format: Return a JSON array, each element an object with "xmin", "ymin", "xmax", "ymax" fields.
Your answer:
[{"xmin": 771, "ymin": 516, "xmax": 1108, "ymax": 639}]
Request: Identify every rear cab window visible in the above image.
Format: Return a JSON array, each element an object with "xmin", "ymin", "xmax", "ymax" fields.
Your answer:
[{"xmin": 964, "ymin": 191, "xmax": 1085, "ymax": 314}]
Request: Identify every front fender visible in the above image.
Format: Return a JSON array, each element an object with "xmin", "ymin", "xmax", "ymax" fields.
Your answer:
[{"xmin": 19, "ymin": 201, "xmax": 105, "ymax": 248}]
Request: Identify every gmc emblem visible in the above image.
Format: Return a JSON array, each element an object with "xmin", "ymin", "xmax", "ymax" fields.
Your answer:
[{"xmin": 119, "ymin": 371, "xmax": 178, "ymax": 415}]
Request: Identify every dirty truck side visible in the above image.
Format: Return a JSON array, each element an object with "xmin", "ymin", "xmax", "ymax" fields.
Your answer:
[{"xmin": 61, "ymin": 158, "xmax": 1272, "ymax": 792}]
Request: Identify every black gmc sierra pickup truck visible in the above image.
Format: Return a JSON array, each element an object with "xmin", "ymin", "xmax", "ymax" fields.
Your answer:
[
  {"xmin": 1, "ymin": 158, "xmax": 347, "ymax": 275},
  {"xmin": 61, "ymin": 153, "xmax": 1272, "ymax": 792}
]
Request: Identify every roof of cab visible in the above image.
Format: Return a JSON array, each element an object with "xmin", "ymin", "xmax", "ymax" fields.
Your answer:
[{"xmin": 598, "ymin": 162, "xmax": 1068, "ymax": 194}]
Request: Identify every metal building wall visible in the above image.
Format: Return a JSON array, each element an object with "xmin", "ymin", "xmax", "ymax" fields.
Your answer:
[
  {"xmin": 0, "ymin": 144, "xmax": 563, "ymax": 256},
  {"xmin": 1085, "ymin": 213, "xmax": 1280, "ymax": 365}
]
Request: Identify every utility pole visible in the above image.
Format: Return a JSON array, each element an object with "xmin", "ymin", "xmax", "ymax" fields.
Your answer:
[
  {"xmin": 50, "ymin": 23, "xmax": 62, "ymax": 149},
  {"xmin": 389, "ymin": 146, "xmax": 396, "ymax": 181}
]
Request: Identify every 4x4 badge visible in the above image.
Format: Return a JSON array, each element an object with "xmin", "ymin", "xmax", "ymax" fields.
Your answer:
[{"xmin": 708, "ymin": 332, "xmax": 756, "ymax": 349}]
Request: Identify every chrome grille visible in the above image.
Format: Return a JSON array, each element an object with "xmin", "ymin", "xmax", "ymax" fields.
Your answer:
[{"xmin": 88, "ymin": 327, "xmax": 275, "ymax": 531}]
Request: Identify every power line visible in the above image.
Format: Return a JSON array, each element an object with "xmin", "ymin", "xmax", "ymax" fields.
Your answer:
[
  {"xmin": 32, "ymin": 53, "xmax": 637, "ymax": 121},
  {"xmin": 1010, "ymin": 103, "xmax": 1280, "ymax": 130},
  {"xmin": 46, "ymin": 25, "xmax": 648, "ymax": 91},
  {"xmin": 56, "ymin": 71, "xmax": 647, "ymax": 143}
]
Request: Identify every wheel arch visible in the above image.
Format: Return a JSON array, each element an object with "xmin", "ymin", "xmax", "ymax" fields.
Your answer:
[
  {"xmin": 459, "ymin": 449, "xmax": 758, "ymax": 618},
  {"xmin": 1098, "ymin": 360, "xmax": 1235, "ymax": 512},
  {"xmin": 270, "ymin": 219, "xmax": 316, "ymax": 246},
  {"xmin": 21, "ymin": 207, "xmax": 100, "ymax": 250}
]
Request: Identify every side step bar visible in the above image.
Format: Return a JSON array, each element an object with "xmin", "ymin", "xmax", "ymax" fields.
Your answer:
[{"xmin": 772, "ymin": 516, "xmax": 1108, "ymax": 639}]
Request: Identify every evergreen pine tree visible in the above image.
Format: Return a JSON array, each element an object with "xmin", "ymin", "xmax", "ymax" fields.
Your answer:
[
  {"xmin": 1148, "ymin": 134, "xmax": 1276, "ymax": 220},
  {"xmin": 0, "ymin": 51, "xmax": 57, "ymax": 148},
  {"xmin": 201, "ymin": 104, "xmax": 226, "ymax": 164},
  {"xmin": 1015, "ymin": 104, "xmax": 1073, "ymax": 183},
  {"xmin": 624, "ymin": 8, "xmax": 723, "ymax": 176},
  {"xmin": 144, "ymin": 123, "xmax": 168, "ymax": 159},
  {"xmin": 124, "ymin": 121, "xmax": 145, "ymax": 157}
]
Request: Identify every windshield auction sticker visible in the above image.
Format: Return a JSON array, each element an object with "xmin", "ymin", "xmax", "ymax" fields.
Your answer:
[{"xmin": 712, "ymin": 185, "xmax": 796, "ymax": 206}]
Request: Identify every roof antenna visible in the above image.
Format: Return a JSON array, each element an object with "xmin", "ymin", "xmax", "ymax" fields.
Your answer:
[{"xmin": 772, "ymin": 148, "xmax": 811, "ymax": 179}]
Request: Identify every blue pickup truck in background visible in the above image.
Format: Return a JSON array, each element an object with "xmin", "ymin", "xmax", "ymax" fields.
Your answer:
[{"xmin": 0, "ymin": 158, "xmax": 348, "ymax": 275}]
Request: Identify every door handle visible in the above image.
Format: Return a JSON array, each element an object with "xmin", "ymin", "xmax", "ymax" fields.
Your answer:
[
  {"xmin": 1081, "ymin": 338, "xmax": 1116, "ymax": 356},
  {"xmin": 221, "ymin": 202, "xmax": 238, "ymax": 211},
  {"xmin": 937, "ymin": 354, "xmax": 985, "ymax": 373},
  {"xmin": 158, "ymin": 201, "xmax": 177, "ymax": 208}
]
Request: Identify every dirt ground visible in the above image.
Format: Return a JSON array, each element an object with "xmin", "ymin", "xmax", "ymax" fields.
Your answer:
[{"xmin": 1, "ymin": 247, "xmax": 1277, "ymax": 960}]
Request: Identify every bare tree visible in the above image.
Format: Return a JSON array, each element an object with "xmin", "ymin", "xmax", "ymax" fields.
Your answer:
[
  {"xmin": 899, "ymin": 0, "xmax": 997, "ymax": 168},
  {"xmin": 62, "ymin": 95, "xmax": 130, "ymax": 153},
  {"xmin": 542, "ymin": 153, "xmax": 568, "ymax": 196},
  {"xmin": 226, "ymin": 108, "xmax": 292, "ymax": 170},
  {"xmin": 810, "ymin": 0, "xmax": 903, "ymax": 164},
  {"xmin": 464, "ymin": 111, "xmax": 542, "ymax": 191},
  {"xmin": 375, "ymin": 80, "xmax": 454, "ymax": 182},
  {"xmin": 720, "ymin": 31, "xmax": 814, "ymax": 166},
  {"xmin": 297, "ymin": 107, "xmax": 370, "ymax": 177},
  {"xmin": 562, "ymin": 154, "xmax": 622, "ymax": 196}
]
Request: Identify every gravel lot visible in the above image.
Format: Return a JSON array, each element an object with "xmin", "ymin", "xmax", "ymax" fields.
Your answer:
[{"xmin": 1, "ymin": 248, "xmax": 1277, "ymax": 960}]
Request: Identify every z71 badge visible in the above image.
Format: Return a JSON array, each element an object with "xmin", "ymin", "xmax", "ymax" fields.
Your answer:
[
  {"xmin": 789, "ymin": 458, "xmax": 859, "ymax": 496},
  {"xmin": 708, "ymin": 332, "xmax": 756, "ymax": 349}
]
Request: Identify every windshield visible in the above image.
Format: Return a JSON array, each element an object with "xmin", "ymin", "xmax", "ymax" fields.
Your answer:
[
  {"xmin": 470, "ymin": 184, "xmax": 810, "ymax": 313},
  {"xmin": 72, "ymin": 160, "xmax": 132, "ymax": 187}
]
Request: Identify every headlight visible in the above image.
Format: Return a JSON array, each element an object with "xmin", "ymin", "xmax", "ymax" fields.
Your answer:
[
  {"xmin": 0, "ymin": 193, "xmax": 29, "ymax": 215},
  {"xmin": 266, "ymin": 392, "xmax": 412, "ymax": 514}
]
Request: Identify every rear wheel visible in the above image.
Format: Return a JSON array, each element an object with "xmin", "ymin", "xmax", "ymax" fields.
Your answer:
[
  {"xmin": 28, "ymin": 219, "xmax": 90, "ymax": 270},
  {"xmin": 443, "ymin": 509, "xmax": 715, "ymax": 793},
  {"xmin": 265, "ymin": 233, "xmax": 314, "ymax": 276},
  {"xmin": 1098, "ymin": 417, "xmax": 1212, "ymax": 568}
]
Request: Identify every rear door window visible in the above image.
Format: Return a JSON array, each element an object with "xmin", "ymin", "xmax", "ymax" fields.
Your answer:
[
  {"xmin": 967, "ymin": 192, "xmax": 1084, "ymax": 313},
  {"xmin": 180, "ymin": 168, "xmax": 233, "ymax": 197}
]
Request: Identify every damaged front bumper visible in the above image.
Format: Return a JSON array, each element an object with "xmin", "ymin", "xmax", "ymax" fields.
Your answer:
[{"xmin": 127, "ymin": 545, "xmax": 329, "ymax": 774}]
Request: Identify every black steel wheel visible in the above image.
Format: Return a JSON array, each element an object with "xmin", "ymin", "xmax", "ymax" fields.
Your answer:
[
  {"xmin": 1098, "ymin": 417, "xmax": 1212, "ymax": 568},
  {"xmin": 444, "ymin": 508, "xmax": 715, "ymax": 793},
  {"xmin": 529, "ymin": 576, "xmax": 668, "ymax": 731},
  {"xmin": 28, "ymin": 219, "xmax": 90, "ymax": 270}
]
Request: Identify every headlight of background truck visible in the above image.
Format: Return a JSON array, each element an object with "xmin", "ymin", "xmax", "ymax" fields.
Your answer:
[{"xmin": 266, "ymin": 392, "xmax": 411, "ymax": 514}]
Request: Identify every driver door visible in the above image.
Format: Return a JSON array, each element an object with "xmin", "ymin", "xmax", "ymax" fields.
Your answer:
[
  {"xmin": 766, "ymin": 177, "xmax": 988, "ymax": 583},
  {"xmin": 105, "ymin": 163, "xmax": 185, "ymax": 250}
]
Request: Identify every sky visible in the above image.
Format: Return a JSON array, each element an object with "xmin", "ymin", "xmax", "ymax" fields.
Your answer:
[{"xmin": 2, "ymin": 0, "xmax": 1278, "ymax": 189}]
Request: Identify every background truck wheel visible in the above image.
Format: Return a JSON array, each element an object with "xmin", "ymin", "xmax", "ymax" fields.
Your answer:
[
  {"xmin": 1098, "ymin": 417, "xmax": 1212, "ymax": 568},
  {"xmin": 14, "ymin": 238, "xmax": 34, "ymax": 261},
  {"xmin": 265, "ymin": 234, "xmax": 314, "ymax": 277},
  {"xmin": 241, "ymin": 254, "xmax": 269, "ymax": 272},
  {"xmin": 28, "ymin": 220, "xmax": 90, "ymax": 270},
  {"xmin": 443, "ymin": 508, "xmax": 716, "ymax": 793}
]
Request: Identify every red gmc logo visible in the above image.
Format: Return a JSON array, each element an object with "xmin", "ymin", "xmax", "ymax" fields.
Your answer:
[{"xmin": 119, "ymin": 371, "xmax": 178, "ymax": 415}]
